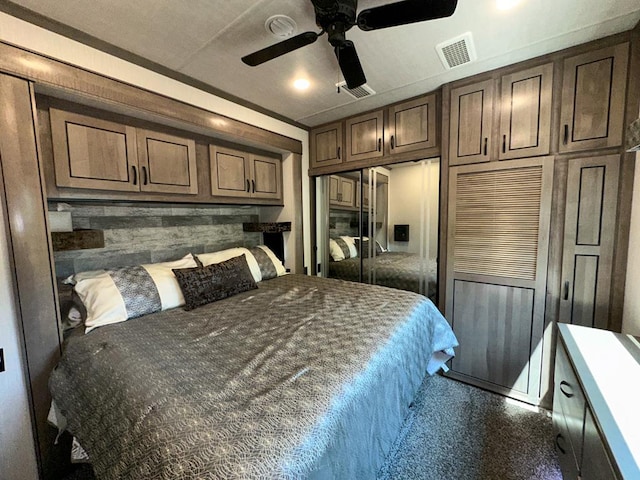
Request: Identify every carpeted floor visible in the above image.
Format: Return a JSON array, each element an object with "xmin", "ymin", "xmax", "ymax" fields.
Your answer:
[
  {"xmin": 378, "ymin": 374, "xmax": 562, "ymax": 480},
  {"xmin": 63, "ymin": 374, "xmax": 561, "ymax": 480}
]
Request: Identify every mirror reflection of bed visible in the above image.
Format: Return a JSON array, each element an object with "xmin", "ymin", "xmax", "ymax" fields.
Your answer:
[{"xmin": 325, "ymin": 159, "xmax": 439, "ymax": 303}]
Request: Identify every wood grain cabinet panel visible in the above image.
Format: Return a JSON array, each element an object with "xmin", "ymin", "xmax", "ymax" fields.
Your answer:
[
  {"xmin": 449, "ymin": 79, "xmax": 495, "ymax": 165},
  {"xmin": 137, "ymin": 129, "xmax": 197, "ymax": 195},
  {"xmin": 559, "ymin": 43, "xmax": 629, "ymax": 152},
  {"xmin": 345, "ymin": 110, "xmax": 384, "ymax": 163},
  {"xmin": 210, "ymin": 146, "xmax": 282, "ymax": 202},
  {"xmin": 581, "ymin": 408, "xmax": 617, "ymax": 480},
  {"xmin": 388, "ymin": 94, "xmax": 437, "ymax": 155},
  {"xmin": 559, "ymin": 155, "xmax": 619, "ymax": 329},
  {"xmin": 50, "ymin": 109, "xmax": 139, "ymax": 192},
  {"xmin": 499, "ymin": 63, "xmax": 553, "ymax": 160},
  {"xmin": 310, "ymin": 122, "xmax": 343, "ymax": 169}
]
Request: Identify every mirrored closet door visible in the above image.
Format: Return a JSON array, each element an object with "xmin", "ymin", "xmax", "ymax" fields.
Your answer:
[{"xmin": 321, "ymin": 159, "xmax": 439, "ymax": 303}]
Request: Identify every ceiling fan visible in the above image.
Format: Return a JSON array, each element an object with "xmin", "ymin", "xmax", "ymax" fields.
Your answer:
[{"xmin": 241, "ymin": 0, "xmax": 458, "ymax": 89}]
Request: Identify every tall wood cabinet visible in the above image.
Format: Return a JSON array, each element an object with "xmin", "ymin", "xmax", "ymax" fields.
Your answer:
[
  {"xmin": 559, "ymin": 43, "xmax": 629, "ymax": 153},
  {"xmin": 445, "ymin": 157, "xmax": 554, "ymax": 404},
  {"xmin": 559, "ymin": 155, "xmax": 619, "ymax": 329}
]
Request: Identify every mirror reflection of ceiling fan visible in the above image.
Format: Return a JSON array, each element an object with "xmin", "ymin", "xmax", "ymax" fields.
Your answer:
[{"xmin": 242, "ymin": 0, "xmax": 458, "ymax": 89}]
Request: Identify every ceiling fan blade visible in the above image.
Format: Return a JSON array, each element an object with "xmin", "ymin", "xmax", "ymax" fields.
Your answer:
[
  {"xmin": 357, "ymin": 0, "xmax": 457, "ymax": 31},
  {"xmin": 335, "ymin": 40, "xmax": 366, "ymax": 89},
  {"xmin": 242, "ymin": 31, "xmax": 319, "ymax": 66}
]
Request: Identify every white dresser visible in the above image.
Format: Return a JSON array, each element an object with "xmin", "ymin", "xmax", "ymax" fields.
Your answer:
[{"xmin": 554, "ymin": 324, "xmax": 640, "ymax": 479}]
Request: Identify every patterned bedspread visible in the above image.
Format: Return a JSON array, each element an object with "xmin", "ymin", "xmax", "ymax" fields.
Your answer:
[
  {"xmin": 329, "ymin": 251, "xmax": 437, "ymax": 299},
  {"xmin": 50, "ymin": 274, "xmax": 457, "ymax": 480}
]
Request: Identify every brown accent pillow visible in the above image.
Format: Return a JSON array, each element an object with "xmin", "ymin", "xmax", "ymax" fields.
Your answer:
[{"xmin": 172, "ymin": 254, "xmax": 257, "ymax": 311}]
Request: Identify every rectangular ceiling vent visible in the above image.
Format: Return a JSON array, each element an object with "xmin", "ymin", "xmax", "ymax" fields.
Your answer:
[
  {"xmin": 436, "ymin": 32, "xmax": 477, "ymax": 70},
  {"xmin": 336, "ymin": 81, "xmax": 376, "ymax": 99}
]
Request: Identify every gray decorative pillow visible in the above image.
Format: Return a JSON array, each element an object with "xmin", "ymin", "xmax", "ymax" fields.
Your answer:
[
  {"xmin": 334, "ymin": 237, "xmax": 352, "ymax": 259},
  {"xmin": 173, "ymin": 254, "xmax": 257, "ymax": 311},
  {"xmin": 248, "ymin": 246, "xmax": 278, "ymax": 280}
]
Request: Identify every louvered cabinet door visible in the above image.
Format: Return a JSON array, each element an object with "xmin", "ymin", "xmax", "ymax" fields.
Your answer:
[
  {"xmin": 559, "ymin": 155, "xmax": 619, "ymax": 330},
  {"xmin": 445, "ymin": 157, "xmax": 554, "ymax": 404}
]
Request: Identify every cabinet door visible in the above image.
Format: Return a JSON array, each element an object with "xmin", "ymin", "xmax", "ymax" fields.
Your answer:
[
  {"xmin": 209, "ymin": 146, "xmax": 250, "ymax": 198},
  {"xmin": 388, "ymin": 93, "xmax": 437, "ymax": 155},
  {"xmin": 338, "ymin": 177, "xmax": 355, "ymax": 207},
  {"xmin": 310, "ymin": 122, "xmax": 343, "ymax": 169},
  {"xmin": 582, "ymin": 408, "xmax": 618, "ymax": 480},
  {"xmin": 449, "ymin": 79, "xmax": 495, "ymax": 166},
  {"xmin": 250, "ymin": 155, "xmax": 282, "ymax": 201},
  {"xmin": 137, "ymin": 129, "xmax": 197, "ymax": 195},
  {"xmin": 50, "ymin": 109, "xmax": 139, "ymax": 192},
  {"xmin": 445, "ymin": 157, "xmax": 554, "ymax": 404},
  {"xmin": 559, "ymin": 155, "xmax": 619, "ymax": 329},
  {"xmin": 559, "ymin": 43, "xmax": 629, "ymax": 153},
  {"xmin": 499, "ymin": 63, "xmax": 553, "ymax": 160},
  {"xmin": 355, "ymin": 180, "xmax": 370, "ymax": 208},
  {"xmin": 345, "ymin": 110, "xmax": 384, "ymax": 163},
  {"xmin": 329, "ymin": 175, "xmax": 340, "ymax": 204}
]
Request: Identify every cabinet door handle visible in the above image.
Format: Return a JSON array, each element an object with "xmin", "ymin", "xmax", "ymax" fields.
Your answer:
[
  {"xmin": 390, "ymin": 135, "xmax": 395, "ymax": 149},
  {"xmin": 502, "ymin": 134, "xmax": 506, "ymax": 153},
  {"xmin": 246, "ymin": 179, "xmax": 250, "ymax": 192},
  {"xmin": 142, "ymin": 166, "xmax": 148, "ymax": 185},
  {"xmin": 337, "ymin": 146, "xmax": 341, "ymax": 160},
  {"xmin": 131, "ymin": 165, "xmax": 138, "ymax": 185},
  {"xmin": 563, "ymin": 124, "xmax": 569, "ymax": 145},
  {"xmin": 563, "ymin": 281, "xmax": 570, "ymax": 301},
  {"xmin": 252, "ymin": 179, "xmax": 256, "ymax": 193},
  {"xmin": 483, "ymin": 137, "xmax": 488, "ymax": 156},
  {"xmin": 560, "ymin": 380, "xmax": 574, "ymax": 398},
  {"xmin": 555, "ymin": 433, "xmax": 566, "ymax": 455},
  {"xmin": 378, "ymin": 138, "xmax": 382, "ymax": 152}
]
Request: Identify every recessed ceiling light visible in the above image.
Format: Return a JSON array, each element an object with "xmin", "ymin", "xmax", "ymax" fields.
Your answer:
[
  {"xmin": 496, "ymin": 0, "xmax": 521, "ymax": 10},
  {"xmin": 293, "ymin": 78, "xmax": 310, "ymax": 91}
]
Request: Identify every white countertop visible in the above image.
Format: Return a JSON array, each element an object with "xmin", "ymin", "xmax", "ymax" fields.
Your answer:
[{"xmin": 559, "ymin": 324, "xmax": 640, "ymax": 479}]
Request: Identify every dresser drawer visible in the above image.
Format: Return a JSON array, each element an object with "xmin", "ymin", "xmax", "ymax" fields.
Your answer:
[
  {"xmin": 582, "ymin": 408, "xmax": 618, "ymax": 480},
  {"xmin": 554, "ymin": 341, "xmax": 586, "ymax": 465},
  {"xmin": 553, "ymin": 404, "xmax": 580, "ymax": 479}
]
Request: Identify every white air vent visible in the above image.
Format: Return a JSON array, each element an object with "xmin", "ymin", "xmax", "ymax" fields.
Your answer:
[
  {"xmin": 436, "ymin": 32, "xmax": 477, "ymax": 70},
  {"xmin": 336, "ymin": 81, "xmax": 376, "ymax": 99},
  {"xmin": 265, "ymin": 15, "xmax": 297, "ymax": 38}
]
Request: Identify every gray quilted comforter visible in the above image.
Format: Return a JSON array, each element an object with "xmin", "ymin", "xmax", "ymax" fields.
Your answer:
[
  {"xmin": 50, "ymin": 274, "xmax": 457, "ymax": 480},
  {"xmin": 329, "ymin": 252, "xmax": 437, "ymax": 299}
]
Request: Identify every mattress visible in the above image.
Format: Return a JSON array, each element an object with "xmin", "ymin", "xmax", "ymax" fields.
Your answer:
[
  {"xmin": 49, "ymin": 274, "xmax": 457, "ymax": 479},
  {"xmin": 329, "ymin": 251, "xmax": 437, "ymax": 299}
]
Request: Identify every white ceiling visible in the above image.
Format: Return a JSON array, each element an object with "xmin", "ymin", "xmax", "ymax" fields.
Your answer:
[{"xmin": 6, "ymin": 0, "xmax": 640, "ymax": 127}]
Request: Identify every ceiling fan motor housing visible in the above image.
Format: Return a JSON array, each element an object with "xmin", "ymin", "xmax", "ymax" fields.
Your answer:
[{"xmin": 314, "ymin": 0, "xmax": 357, "ymax": 42}]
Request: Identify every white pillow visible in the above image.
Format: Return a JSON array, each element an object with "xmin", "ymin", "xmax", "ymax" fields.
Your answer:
[
  {"xmin": 197, "ymin": 245, "xmax": 286, "ymax": 282},
  {"xmin": 73, "ymin": 253, "xmax": 198, "ymax": 332}
]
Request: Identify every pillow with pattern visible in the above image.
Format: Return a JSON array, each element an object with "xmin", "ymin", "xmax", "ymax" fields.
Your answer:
[{"xmin": 173, "ymin": 254, "xmax": 257, "ymax": 311}]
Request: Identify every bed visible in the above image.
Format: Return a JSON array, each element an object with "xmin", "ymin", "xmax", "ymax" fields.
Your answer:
[
  {"xmin": 49, "ymin": 250, "xmax": 457, "ymax": 480},
  {"xmin": 329, "ymin": 251, "xmax": 438, "ymax": 300}
]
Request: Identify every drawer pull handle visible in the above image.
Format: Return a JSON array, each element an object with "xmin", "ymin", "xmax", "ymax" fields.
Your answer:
[
  {"xmin": 391, "ymin": 135, "xmax": 395, "ymax": 149},
  {"xmin": 560, "ymin": 380, "xmax": 574, "ymax": 398},
  {"xmin": 563, "ymin": 124, "xmax": 569, "ymax": 145},
  {"xmin": 563, "ymin": 281, "xmax": 570, "ymax": 301},
  {"xmin": 337, "ymin": 146, "xmax": 341, "ymax": 159},
  {"xmin": 131, "ymin": 165, "xmax": 137, "ymax": 186},
  {"xmin": 483, "ymin": 137, "xmax": 488, "ymax": 156},
  {"xmin": 378, "ymin": 138, "xmax": 382, "ymax": 152},
  {"xmin": 502, "ymin": 134, "xmax": 506, "ymax": 153},
  {"xmin": 142, "ymin": 166, "xmax": 148, "ymax": 186},
  {"xmin": 555, "ymin": 433, "xmax": 566, "ymax": 455},
  {"xmin": 252, "ymin": 179, "xmax": 256, "ymax": 193},
  {"xmin": 246, "ymin": 179, "xmax": 250, "ymax": 192}
]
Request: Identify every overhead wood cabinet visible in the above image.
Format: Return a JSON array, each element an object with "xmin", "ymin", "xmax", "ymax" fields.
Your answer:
[
  {"xmin": 209, "ymin": 145, "xmax": 282, "ymax": 201},
  {"xmin": 559, "ymin": 155, "xmax": 619, "ymax": 329},
  {"xmin": 388, "ymin": 93, "xmax": 437, "ymax": 155},
  {"xmin": 445, "ymin": 156, "xmax": 554, "ymax": 405},
  {"xmin": 310, "ymin": 121, "xmax": 343, "ymax": 170},
  {"xmin": 449, "ymin": 79, "xmax": 495, "ymax": 165},
  {"xmin": 329, "ymin": 175, "xmax": 355, "ymax": 208},
  {"xmin": 345, "ymin": 110, "xmax": 384, "ymax": 163},
  {"xmin": 498, "ymin": 63, "xmax": 553, "ymax": 160},
  {"xmin": 50, "ymin": 109, "xmax": 198, "ymax": 194},
  {"xmin": 559, "ymin": 42, "xmax": 629, "ymax": 153}
]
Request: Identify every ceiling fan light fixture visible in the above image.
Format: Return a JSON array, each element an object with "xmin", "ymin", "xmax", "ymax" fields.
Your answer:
[
  {"xmin": 293, "ymin": 78, "xmax": 311, "ymax": 91},
  {"xmin": 265, "ymin": 15, "xmax": 297, "ymax": 38},
  {"xmin": 496, "ymin": 0, "xmax": 522, "ymax": 10}
]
